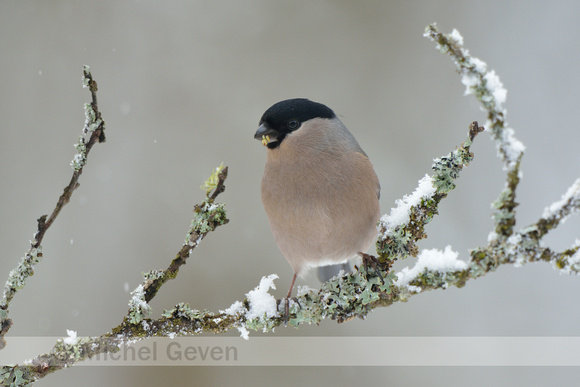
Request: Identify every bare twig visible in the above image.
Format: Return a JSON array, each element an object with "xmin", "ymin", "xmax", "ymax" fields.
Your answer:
[
  {"xmin": 138, "ymin": 166, "xmax": 229, "ymax": 305},
  {"xmin": 0, "ymin": 66, "xmax": 105, "ymax": 349}
]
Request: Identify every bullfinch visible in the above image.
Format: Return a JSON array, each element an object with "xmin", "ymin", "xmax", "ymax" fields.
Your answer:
[{"xmin": 254, "ymin": 98, "xmax": 380, "ymax": 320}]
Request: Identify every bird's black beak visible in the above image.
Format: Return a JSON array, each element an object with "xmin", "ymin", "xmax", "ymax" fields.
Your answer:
[
  {"xmin": 254, "ymin": 124, "xmax": 276, "ymax": 140},
  {"xmin": 254, "ymin": 124, "xmax": 278, "ymax": 146}
]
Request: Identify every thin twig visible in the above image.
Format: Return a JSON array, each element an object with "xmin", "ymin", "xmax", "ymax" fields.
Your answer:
[
  {"xmin": 142, "ymin": 166, "xmax": 229, "ymax": 303},
  {"xmin": 0, "ymin": 66, "xmax": 106, "ymax": 349}
]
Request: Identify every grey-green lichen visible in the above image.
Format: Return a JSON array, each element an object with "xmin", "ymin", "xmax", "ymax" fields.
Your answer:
[
  {"xmin": 1, "ymin": 247, "xmax": 43, "ymax": 310},
  {"xmin": 491, "ymin": 186, "xmax": 517, "ymax": 235},
  {"xmin": 287, "ymin": 269, "xmax": 395, "ymax": 325},
  {"xmin": 128, "ymin": 284, "xmax": 151, "ymax": 324},
  {"xmin": 376, "ymin": 226, "xmax": 416, "ymax": 262},
  {"xmin": 82, "ymin": 65, "xmax": 92, "ymax": 88},
  {"xmin": 143, "ymin": 270, "xmax": 164, "ymax": 282},
  {"xmin": 83, "ymin": 103, "xmax": 103, "ymax": 134},
  {"xmin": 407, "ymin": 267, "xmax": 469, "ymax": 292},
  {"xmin": 187, "ymin": 202, "xmax": 228, "ymax": 243},
  {"xmin": 70, "ymin": 136, "xmax": 87, "ymax": 171},
  {"xmin": 1, "ymin": 366, "xmax": 33, "ymax": 387},
  {"xmin": 244, "ymin": 314, "xmax": 279, "ymax": 333},
  {"xmin": 52, "ymin": 333, "xmax": 95, "ymax": 363},
  {"xmin": 161, "ymin": 303, "xmax": 203, "ymax": 320},
  {"xmin": 431, "ymin": 144, "xmax": 474, "ymax": 194}
]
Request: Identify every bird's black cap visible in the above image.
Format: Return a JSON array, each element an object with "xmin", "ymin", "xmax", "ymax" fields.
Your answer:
[{"xmin": 256, "ymin": 98, "xmax": 336, "ymax": 149}]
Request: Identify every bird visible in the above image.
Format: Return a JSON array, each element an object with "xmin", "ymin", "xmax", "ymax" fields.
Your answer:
[{"xmin": 254, "ymin": 98, "xmax": 380, "ymax": 321}]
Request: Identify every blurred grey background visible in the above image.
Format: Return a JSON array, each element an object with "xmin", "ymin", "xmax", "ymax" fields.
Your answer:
[{"xmin": 1, "ymin": 1, "xmax": 580, "ymax": 386}]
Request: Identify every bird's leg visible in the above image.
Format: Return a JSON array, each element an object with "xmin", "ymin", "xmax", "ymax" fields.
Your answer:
[
  {"xmin": 358, "ymin": 252, "xmax": 385, "ymax": 284},
  {"xmin": 285, "ymin": 272, "xmax": 297, "ymax": 324}
]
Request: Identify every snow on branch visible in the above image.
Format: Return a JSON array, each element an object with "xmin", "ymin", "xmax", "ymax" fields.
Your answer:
[
  {"xmin": 541, "ymin": 178, "xmax": 580, "ymax": 229},
  {"xmin": 376, "ymin": 122, "xmax": 483, "ymax": 262},
  {"xmin": 424, "ymin": 24, "xmax": 524, "ymax": 172},
  {"xmin": 424, "ymin": 24, "xmax": 524, "ymax": 240}
]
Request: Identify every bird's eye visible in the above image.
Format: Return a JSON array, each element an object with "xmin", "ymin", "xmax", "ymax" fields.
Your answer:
[{"xmin": 288, "ymin": 120, "xmax": 299, "ymax": 130}]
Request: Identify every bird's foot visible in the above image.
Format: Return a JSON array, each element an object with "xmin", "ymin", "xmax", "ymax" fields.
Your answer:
[{"xmin": 283, "ymin": 297, "xmax": 300, "ymax": 326}]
